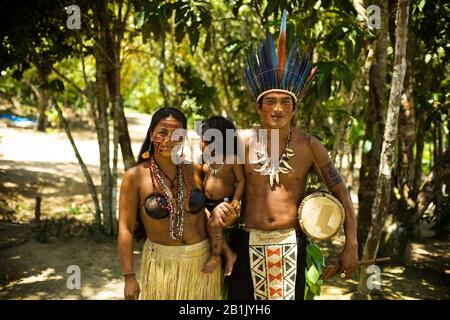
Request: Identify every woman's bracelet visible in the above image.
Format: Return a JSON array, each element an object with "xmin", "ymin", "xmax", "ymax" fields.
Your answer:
[{"xmin": 122, "ymin": 272, "xmax": 136, "ymax": 278}]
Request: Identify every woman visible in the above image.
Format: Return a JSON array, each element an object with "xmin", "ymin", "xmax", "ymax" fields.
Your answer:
[{"xmin": 117, "ymin": 107, "xmax": 236, "ymax": 300}]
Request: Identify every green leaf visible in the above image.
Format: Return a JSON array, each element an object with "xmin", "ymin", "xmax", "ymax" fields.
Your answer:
[
  {"xmin": 345, "ymin": 40, "xmax": 353, "ymax": 65},
  {"xmin": 51, "ymin": 79, "xmax": 65, "ymax": 92},
  {"xmin": 354, "ymin": 31, "xmax": 363, "ymax": 59},
  {"xmin": 232, "ymin": 0, "xmax": 244, "ymax": 17},
  {"xmin": 175, "ymin": 6, "xmax": 189, "ymax": 24},
  {"xmin": 189, "ymin": 29, "xmax": 200, "ymax": 52},
  {"xmin": 318, "ymin": 72, "xmax": 332, "ymax": 100},
  {"xmin": 362, "ymin": 140, "xmax": 373, "ymax": 154},
  {"xmin": 306, "ymin": 264, "xmax": 320, "ymax": 284},
  {"xmin": 306, "ymin": 241, "xmax": 324, "ymax": 263},
  {"xmin": 264, "ymin": 0, "xmax": 279, "ymax": 19},
  {"xmin": 322, "ymin": 0, "xmax": 332, "ymax": 9},
  {"xmin": 175, "ymin": 23, "xmax": 185, "ymax": 43},
  {"xmin": 418, "ymin": 0, "xmax": 426, "ymax": 12},
  {"xmin": 334, "ymin": 0, "xmax": 357, "ymax": 15},
  {"xmin": 304, "ymin": 287, "xmax": 315, "ymax": 300},
  {"xmin": 204, "ymin": 32, "xmax": 211, "ymax": 53},
  {"xmin": 338, "ymin": 62, "xmax": 352, "ymax": 91}
]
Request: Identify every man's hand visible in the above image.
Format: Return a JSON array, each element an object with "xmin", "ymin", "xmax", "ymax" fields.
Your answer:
[
  {"xmin": 338, "ymin": 242, "xmax": 358, "ymax": 279},
  {"xmin": 212, "ymin": 202, "xmax": 237, "ymax": 228}
]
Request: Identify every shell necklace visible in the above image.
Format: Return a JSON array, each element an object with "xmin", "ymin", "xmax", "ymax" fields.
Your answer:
[
  {"xmin": 204, "ymin": 154, "xmax": 224, "ymax": 175},
  {"xmin": 251, "ymin": 127, "xmax": 294, "ymax": 187}
]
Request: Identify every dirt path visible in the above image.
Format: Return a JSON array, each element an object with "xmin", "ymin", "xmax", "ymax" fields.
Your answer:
[
  {"xmin": 0, "ymin": 110, "xmax": 150, "ymax": 299},
  {"xmin": 0, "ymin": 111, "xmax": 449, "ymax": 300}
]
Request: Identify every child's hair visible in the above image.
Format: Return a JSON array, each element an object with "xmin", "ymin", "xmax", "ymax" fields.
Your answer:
[{"xmin": 201, "ymin": 116, "xmax": 236, "ymax": 157}]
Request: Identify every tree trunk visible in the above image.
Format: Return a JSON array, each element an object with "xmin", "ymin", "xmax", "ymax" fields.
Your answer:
[
  {"xmin": 94, "ymin": 0, "xmax": 113, "ymax": 235},
  {"xmin": 111, "ymin": 60, "xmax": 120, "ymax": 236},
  {"xmin": 448, "ymin": 108, "xmax": 450, "ymax": 150},
  {"xmin": 357, "ymin": 0, "xmax": 409, "ymax": 298},
  {"xmin": 413, "ymin": 114, "xmax": 425, "ymax": 196},
  {"xmin": 171, "ymin": 14, "xmax": 180, "ymax": 107},
  {"xmin": 54, "ymin": 101, "xmax": 102, "ymax": 226},
  {"xmin": 36, "ymin": 90, "xmax": 47, "ymax": 131},
  {"xmin": 159, "ymin": 27, "xmax": 170, "ymax": 108},
  {"xmin": 105, "ymin": 12, "xmax": 135, "ymax": 171},
  {"xmin": 28, "ymin": 70, "xmax": 48, "ymax": 132},
  {"xmin": 357, "ymin": 0, "xmax": 388, "ymax": 258},
  {"xmin": 380, "ymin": 24, "xmax": 416, "ymax": 262},
  {"xmin": 116, "ymin": 97, "xmax": 134, "ymax": 170},
  {"xmin": 350, "ymin": 143, "xmax": 356, "ymax": 184}
]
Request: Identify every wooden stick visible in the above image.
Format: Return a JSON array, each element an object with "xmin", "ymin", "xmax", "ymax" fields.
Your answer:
[
  {"xmin": 358, "ymin": 257, "xmax": 391, "ymax": 265},
  {"xmin": 319, "ymin": 257, "xmax": 391, "ymax": 280}
]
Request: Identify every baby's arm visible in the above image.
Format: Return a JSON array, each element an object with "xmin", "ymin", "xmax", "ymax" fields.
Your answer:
[{"xmin": 231, "ymin": 160, "xmax": 245, "ymax": 214}]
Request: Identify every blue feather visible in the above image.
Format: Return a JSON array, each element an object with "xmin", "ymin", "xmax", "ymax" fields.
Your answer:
[
  {"xmin": 261, "ymin": 40, "xmax": 275, "ymax": 89},
  {"xmin": 267, "ymin": 33, "xmax": 278, "ymax": 85},
  {"xmin": 284, "ymin": 53, "xmax": 299, "ymax": 90},
  {"xmin": 281, "ymin": 40, "xmax": 298, "ymax": 88}
]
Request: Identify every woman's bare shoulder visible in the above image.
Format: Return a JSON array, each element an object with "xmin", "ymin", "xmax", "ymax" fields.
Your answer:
[{"xmin": 123, "ymin": 162, "xmax": 147, "ymax": 182}]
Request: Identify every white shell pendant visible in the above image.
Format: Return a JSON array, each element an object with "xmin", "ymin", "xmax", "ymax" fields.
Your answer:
[{"xmin": 252, "ymin": 128, "xmax": 294, "ymax": 187}]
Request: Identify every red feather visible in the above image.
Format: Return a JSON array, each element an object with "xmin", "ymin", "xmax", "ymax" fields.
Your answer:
[{"xmin": 277, "ymin": 11, "xmax": 287, "ymax": 83}]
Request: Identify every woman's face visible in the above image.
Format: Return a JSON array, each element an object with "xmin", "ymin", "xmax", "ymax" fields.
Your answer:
[{"xmin": 151, "ymin": 116, "xmax": 184, "ymax": 158}]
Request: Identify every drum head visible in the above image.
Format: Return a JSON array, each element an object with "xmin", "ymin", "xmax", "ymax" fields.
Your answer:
[{"xmin": 298, "ymin": 193, "xmax": 344, "ymax": 241}]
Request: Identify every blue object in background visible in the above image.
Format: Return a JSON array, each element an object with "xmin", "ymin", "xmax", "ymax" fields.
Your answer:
[{"xmin": 0, "ymin": 113, "xmax": 36, "ymax": 124}]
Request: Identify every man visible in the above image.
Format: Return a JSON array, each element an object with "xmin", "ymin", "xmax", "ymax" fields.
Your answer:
[{"xmin": 228, "ymin": 10, "xmax": 358, "ymax": 300}]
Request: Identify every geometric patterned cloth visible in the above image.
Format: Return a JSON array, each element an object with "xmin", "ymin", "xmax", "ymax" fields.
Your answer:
[{"xmin": 248, "ymin": 228, "xmax": 298, "ymax": 300}]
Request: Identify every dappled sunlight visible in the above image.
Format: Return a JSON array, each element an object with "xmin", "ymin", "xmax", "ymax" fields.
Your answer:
[
  {"xmin": 15, "ymin": 268, "xmax": 63, "ymax": 285},
  {"xmin": 1, "ymin": 112, "xmax": 448, "ymax": 300},
  {"xmin": 0, "ymin": 236, "xmax": 144, "ymax": 300}
]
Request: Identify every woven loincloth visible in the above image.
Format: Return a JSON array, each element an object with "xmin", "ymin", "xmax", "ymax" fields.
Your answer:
[{"xmin": 248, "ymin": 228, "xmax": 298, "ymax": 300}]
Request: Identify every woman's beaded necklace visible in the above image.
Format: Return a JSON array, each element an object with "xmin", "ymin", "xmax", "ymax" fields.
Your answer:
[{"xmin": 148, "ymin": 155, "xmax": 186, "ymax": 240}]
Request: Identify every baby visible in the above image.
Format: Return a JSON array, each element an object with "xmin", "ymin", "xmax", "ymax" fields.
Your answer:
[{"xmin": 200, "ymin": 116, "xmax": 245, "ymax": 276}]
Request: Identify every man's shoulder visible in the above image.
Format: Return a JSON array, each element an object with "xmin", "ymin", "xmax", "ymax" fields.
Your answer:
[
  {"xmin": 291, "ymin": 128, "xmax": 309, "ymax": 147},
  {"xmin": 292, "ymin": 129, "xmax": 326, "ymax": 148}
]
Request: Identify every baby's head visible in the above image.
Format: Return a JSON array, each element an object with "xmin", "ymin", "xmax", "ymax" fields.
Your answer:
[{"xmin": 200, "ymin": 116, "xmax": 236, "ymax": 157}]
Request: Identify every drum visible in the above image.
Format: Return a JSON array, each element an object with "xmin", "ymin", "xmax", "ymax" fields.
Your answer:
[{"xmin": 298, "ymin": 192, "xmax": 345, "ymax": 241}]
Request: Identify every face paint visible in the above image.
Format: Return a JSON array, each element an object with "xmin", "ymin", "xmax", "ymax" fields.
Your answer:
[
  {"xmin": 259, "ymin": 93, "xmax": 295, "ymax": 128},
  {"xmin": 151, "ymin": 117, "xmax": 184, "ymax": 156}
]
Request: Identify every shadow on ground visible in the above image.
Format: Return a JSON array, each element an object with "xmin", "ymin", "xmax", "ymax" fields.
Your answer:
[{"xmin": 0, "ymin": 236, "xmax": 144, "ymax": 300}]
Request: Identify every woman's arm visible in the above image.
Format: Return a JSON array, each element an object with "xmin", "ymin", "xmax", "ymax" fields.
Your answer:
[{"xmin": 118, "ymin": 167, "xmax": 141, "ymax": 299}]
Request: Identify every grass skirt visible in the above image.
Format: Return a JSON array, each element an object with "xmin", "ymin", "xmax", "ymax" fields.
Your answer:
[{"xmin": 139, "ymin": 238, "xmax": 222, "ymax": 300}]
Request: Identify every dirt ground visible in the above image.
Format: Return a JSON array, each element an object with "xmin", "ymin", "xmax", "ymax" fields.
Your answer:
[{"xmin": 0, "ymin": 111, "xmax": 449, "ymax": 300}]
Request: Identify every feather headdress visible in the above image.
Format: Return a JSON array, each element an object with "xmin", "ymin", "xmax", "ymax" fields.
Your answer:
[{"xmin": 242, "ymin": 10, "xmax": 317, "ymax": 103}]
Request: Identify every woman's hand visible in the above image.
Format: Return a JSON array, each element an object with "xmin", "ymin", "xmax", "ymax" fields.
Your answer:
[
  {"xmin": 212, "ymin": 202, "xmax": 237, "ymax": 228},
  {"xmin": 124, "ymin": 276, "xmax": 140, "ymax": 300}
]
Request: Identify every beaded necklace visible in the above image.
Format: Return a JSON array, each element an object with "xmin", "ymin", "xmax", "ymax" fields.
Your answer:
[{"xmin": 148, "ymin": 155, "xmax": 186, "ymax": 240}]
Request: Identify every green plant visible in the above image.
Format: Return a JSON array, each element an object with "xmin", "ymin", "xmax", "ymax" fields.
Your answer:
[{"xmin": 304, "ymin": 240, "xmax": 326, "ymax": 300}]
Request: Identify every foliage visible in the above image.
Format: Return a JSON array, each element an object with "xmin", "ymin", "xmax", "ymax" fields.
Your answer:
[
  {"xmin": 0, "ymin": 0, "xmax": 449, "ymax": 244},
  {"xmin": 304, "ymin": 240, "xmax": 326, "ymax": 300}
]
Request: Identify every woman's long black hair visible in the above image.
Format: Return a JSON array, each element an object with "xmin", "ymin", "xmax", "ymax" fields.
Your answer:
[{"xmin": 134, "ymin": 107, "xmax": 187, "ymax": 241}]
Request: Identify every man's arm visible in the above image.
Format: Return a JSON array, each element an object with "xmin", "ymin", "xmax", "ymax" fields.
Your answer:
[{"xmin": 309, "ymin": 136, "xmax": 358, "ymax": 278}]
